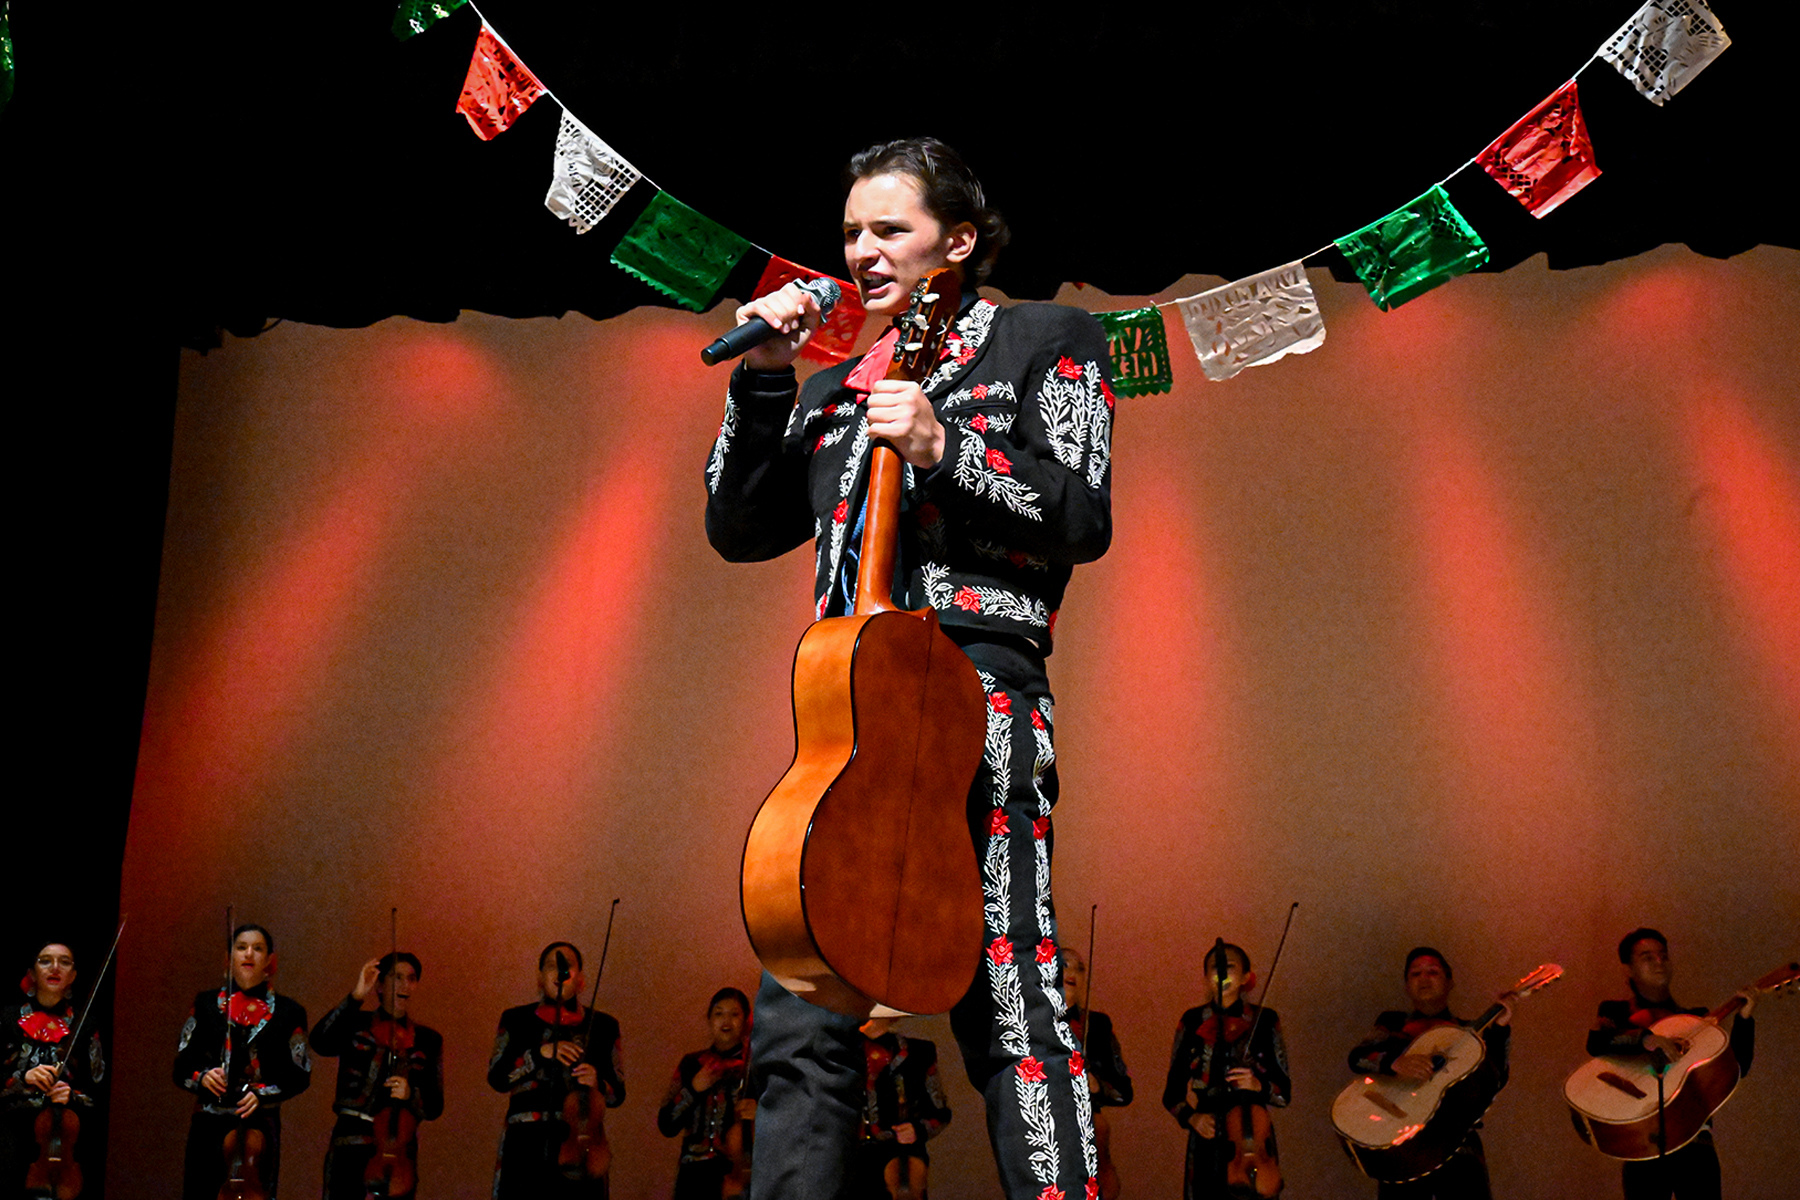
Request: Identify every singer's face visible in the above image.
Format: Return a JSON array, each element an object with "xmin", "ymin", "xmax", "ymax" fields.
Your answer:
[{"xmin": 843, "ymin": 173, "xmax": 975, "ymax": 318}]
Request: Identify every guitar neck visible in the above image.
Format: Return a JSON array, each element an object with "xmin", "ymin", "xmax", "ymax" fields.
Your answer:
[{"xmin": 853, "ymin": 443, "xmax": 905, "ymax": 615}]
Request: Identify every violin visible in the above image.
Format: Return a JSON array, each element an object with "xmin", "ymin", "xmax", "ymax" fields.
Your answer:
[
  {"xmin": 365, "ymin": 911, "xmax": 421, "ymax": 1198},
  {"xmin": 364, "ymin": 1017, "xmax": 419, "ymax": 1197},
  {"xmin": 218, "ymin": 910, "xmax": 270, "ymax": 1200},
  {"xmin": 553, "ymin": 902, "xmax": 619, "ymax": 1183},
  {"xmin": 1210, "ymin": 909, "xmax": 1297, "ymax": 1200}
]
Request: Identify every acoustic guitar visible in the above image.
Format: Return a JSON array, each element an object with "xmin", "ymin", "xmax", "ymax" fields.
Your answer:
[
  {"xmin": 1334, "ymin": 963, "xmax": 1561, "ymax": 1183},
  {"xmin": 741, "ymin": 269, "xmax": 987, "ymax": 1019},
  {"xmin": 1565, "ymin": 961, "xmax": 1797, "ymax": 1160}
]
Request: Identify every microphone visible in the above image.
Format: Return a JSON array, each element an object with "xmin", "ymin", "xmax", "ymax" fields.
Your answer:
[{"xmin": 701, "ymin": 276, "xmax": 841, "ymax": 366}]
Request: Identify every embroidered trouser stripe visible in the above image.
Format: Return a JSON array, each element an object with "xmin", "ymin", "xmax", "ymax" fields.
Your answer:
[{"xmin": 950, "ymin": 639, "xmax": 1096, "ymax": 1200}]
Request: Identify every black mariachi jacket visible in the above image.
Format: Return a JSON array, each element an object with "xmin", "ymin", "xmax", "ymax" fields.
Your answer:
[
  {"xmin": 706, "ymin": 299, "xmax": 1115, "ymax": 653},
  {"xmin": 1163, "ymin": 1001, "xmax": 1290, "ymax": 1128},
  {"xmin": 860, "ymin": 1031, "xmax": 950, "ymax": 1144},
  {"xmin": 656, "ymin": 1045, "xmax": 748, "ymax": 1165},
  {"xmin": 486, "ymin": 1002, "xmax": 624, "ymax": 1123},
  {"xmin": 174, "ymin": 984, "xmax": 312, "ymax": 1116},
  {"xmin": 1068, "ymin": 1007, "xmax": 1133, "ymax": 1110},
  {"xmin": 2, "ymin": 998, "xmax": 105, "ymax": 1111},
  {"xmin": 310, "ymin": 995, "xmax": 446, "ymax": 1123}
]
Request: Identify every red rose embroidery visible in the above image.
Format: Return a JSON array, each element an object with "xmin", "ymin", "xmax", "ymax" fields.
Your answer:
[
  {"xmin": 1035, "ymin": 938, "xmax": 1057, "ymax": 964},
  {"xmin": 940, "ymin": 337, "xmax": 962, "ymax": 362},
  {"xmin": 1100, "ymin": 378, "xmax": 1117, "ymax": 409},
  {"xmin": 1056, "ymin": 356, "xmax": 1083, "ymax": 380},
  {"xmin": 955, "ymin": 341, "xmax": 977, "ymax": 365},
  {"xmin": 916, "ymin": 503, "xmax": 940, "ymax": 527},
  {"xmin": 971, "ymin": 413, "xmax": 989, "ymax": 432},
  {"xmin": 1086, "ymin": 1179, "xmax": 1100, "ymax": 1200},
  {"xmin": 1030, "ymin": 710, "xmax": 1046, "ymax": 731},
  {"xmin": 1040, "ymin": 1188, "xmax": 1064, "ymax": 1200},
  {"xmin": 1032, "ymin": 816, "xmax": 1051, "ymax": 840},
  {"xmin": 823, "ymin": 403, "xmax": 838, "ymax": 415},
  {"xmin": 985, "ymin": 449, "xmax": 1012, "ymax": 475},
  {"xmin": 988, "ymin": 808, "xmax": 1009, "ymax": 836},
  {"xmin": 1008, "ymin": 550, "xmax": 1028, "ymax": 567},
  {"xmin": 832, "ymin": 500, "xmax": 849, "ymax": 524},
  {"xmin": 989, "ymin": 692, "xmax": 1012, "ymax": 715},
  {"xmin": 953, "ymin": 587, "xmax": 982, "ymax": 612},
  {"xmin": 972, "ymin": 383, "xmax": 989, "ymax": 399},
  {"xmin": 1048, "ymin": 609, "xmax": 1059, "ymax": 634},
  {"xmin": 814, "ymin": 435, "xmax": 826, "ymax": 452},
  {"xmin": 987, "ymin": 938, "xmax": 1014, "ymax": 966},
  {"xmin": 1069, "ymin": 1051, "xmax": 1086, "ymax": 1076},
  {"xmin": 1016, "ymin": 1057, "xmax": 1046, "ymax": 1083}
]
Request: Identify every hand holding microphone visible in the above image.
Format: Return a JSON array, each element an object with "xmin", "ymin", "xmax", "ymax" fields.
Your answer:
[{"xmin": 702, "ymin": 277, "xmax": 841, "ymax": 367}]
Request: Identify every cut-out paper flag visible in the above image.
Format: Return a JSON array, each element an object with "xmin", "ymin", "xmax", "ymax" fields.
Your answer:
[
  {"xmin": 545, "ymin": 111, "xmax": 641, "ymax": 234},
  {"xmin": 457, "ymin": 23, "xmax": 545, "ymax": 140},
  {"xmin": 393, "ymin": 0, "xmax": 467, "ymax": 40},
  {"xmin": 610, "ymin": 192, "xmax": 750, "ymax": 312},
  {"xmin": 1600, "ymin": 0, "xmax": 1731, "ymax": 105},
  {"xmin": 1477, "ymin": 80, "xmax": 1601, "ymax": 218},
  {"xmin": 1335, "ymin": 185, "xmax": 1489, "ymax": 311},
  {"xmin": 751, "ymin": 258, "xmax": 867, "ymax": 365},
  {"xmin": 1177, "ymin": 261, "xmax": 1326, "ymax": 382},
  {"xmin": 1095, "ymin": 306, "xmax": 1173, "ymax": 396}
]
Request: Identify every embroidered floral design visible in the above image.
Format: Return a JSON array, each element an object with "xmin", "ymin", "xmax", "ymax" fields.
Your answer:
[
  {"xmin": 988, "ymin": 938, "xmax": 1015, "ymax": 966},
  {"xmin": 1056, "ymin": 356, "xmax": 1083, "ymax": 380},
  {"xmin": 988, "ymin": 808, "xmax": 1009, "ymax": 836},
  {"xmin": 921, "ymin": 301, "xmax": 998, "ymax": 393},
  {"xmin": 833, "ymin": 500, "xmax": 849, "ymax": 524},
  {"xmin": 986, "ymin": 448, "xmax": 1014, "ymax": 475},
  {"xmin": 972, "ymin": 413, "xmax": 989, "ymax": 432},
  {"xmin": 1033, "ymin": 816, "xmax": 1050, "ymax": 840},
  {"xmin": 953, "ymin": 432, "xmax": 1043, "ymax": 520},
  {"xmin": 1036, "ymin": 357, "xmax": 1113, "ymax": 490},
  {"xmin": 921, "ymin": 564, "xmax": 1052, "ymax": 629},
  {"xmin": 1069, "ymin": 1051, "xmax": 1085, "ymax": 1075},
  {"xmin": 1017, "ymin": 1056, "xmax": 1047, "ymax": 1083},
  {"xmin": 1035, "ymin": 938, "xmax": 1058, "ymax": 964},
  {"xmin": 990, "ymin": 692, "xmax": 1012, "ymax": 714},
  {"xmin": 706, "ymin": 392, "xmax": 738, "ymax": 494},
  {"xmin": 1031, "ymin": 709, "xmax": 1046, "ymax": 730},
  {"xmin": 972, "ymin": 384, "xmax": 989, "ymax": 400},
  {"xmin": 954, "ymin": 587, "xmax": 982, "ymax": 612}
]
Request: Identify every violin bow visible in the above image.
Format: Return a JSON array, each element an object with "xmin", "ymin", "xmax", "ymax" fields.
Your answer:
[
  {"xmin": 1082, "ymin": 904, "xmax": 1097, "ymax": 1020},
  {"xmin": 48, "ymin": 916, "xmax": 127, "ymax": 1084},
  {"xmin": 1239, "ymin": 902, "xmax": 1299, "ymax": 1054},
  {"xmin": 575, "ymin": 899, "xmax": 622, "ymax": 1052}
]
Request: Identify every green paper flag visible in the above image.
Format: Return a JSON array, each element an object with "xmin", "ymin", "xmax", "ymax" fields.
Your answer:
[
  {"xmin": 1096, "ymin": 306, "xmax": 1173, "ymax": 397},
  {"xmin": 610, "ymin": 192, "xmax": 750, "ymax": 312},
  {"xmin": 1, "ymin": 4, "xmax": 14, "ymax": 115},
  {"xmin": 393, "ymin": 0, "xmax": 468, "ymax": 41},
  {"xmin": 1335, "ymin": 185, "xmax": 1489, "ymax": 311}
]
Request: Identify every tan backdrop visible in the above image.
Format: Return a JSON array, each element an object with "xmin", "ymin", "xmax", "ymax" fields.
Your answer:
[{"xmin": 115, "ymin": 244, "xmax": 1798, "ymax": 1199}]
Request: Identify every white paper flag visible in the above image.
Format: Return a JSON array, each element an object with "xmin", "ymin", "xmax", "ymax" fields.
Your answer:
[
  {"xmin": 1177, "ymin": 261, "xmax": 1326, "ymax": 382},
  {"xmin": 1600, "ymin": 0, "xmax": 1731, "ymax": 106},
  {"xmin": 545, "ymin": 110, "xmax": 642, "ymax": 233}
]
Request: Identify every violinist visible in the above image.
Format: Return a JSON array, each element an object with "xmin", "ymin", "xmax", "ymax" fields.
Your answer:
[
  {"xmin": 1347, "ymin": 947, "xmax": 1511, "ymax": 1200},
  {"xmin": 656, "ymin": 987, "xmax": 753, "ymax": 1200},
  {"xmin": 706, "ymin": 135, "xmax": 1114, "ymax": 1200},
  {"xmin": 853, "ymin": 1016, "xmax": 951, "ymax": 1200},
  {"xmin": 1162, "ymin": 942, "xmax": 1290, "ymax": 1200},
  {"xmin": 173, "ymin": 923, "xmax": 312, "ymax": 1200},
  {"xmin": 1062, "ymin": 946, "xmax": 1130, "ymax": 1200},
  {"xmin": 1, "ymin": 941, "xmax": 105, "ymax": 1198},
  {"xmin": 311, "ymin": 952, "xmax": 445, "ymax": 1199},
  {"xmin": 487, "ymin": 942, "xmax": 624, "ymax": 1200},
  {"xmin": 1062, "ymin": 946, "xmax": 1133, "ymax": 1112}
]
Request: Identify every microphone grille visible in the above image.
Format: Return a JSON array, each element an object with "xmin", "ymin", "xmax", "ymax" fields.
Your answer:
[{"xmin": 798, "ymin": 276, "xmax": 842, "ymax": 314}]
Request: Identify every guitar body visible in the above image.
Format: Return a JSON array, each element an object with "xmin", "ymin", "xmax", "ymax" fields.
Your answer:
[
  {"xmin": 1564, "ymin": 1014, "xmax": 1738, "ymax": 1160},
  {"xmin": 1333, "ymin": 1025, "xmax": 1499, "ymax": 1183},
  {"xmin": 742, "ymin": 605, "xmax": 986, "ymax": 1017}
]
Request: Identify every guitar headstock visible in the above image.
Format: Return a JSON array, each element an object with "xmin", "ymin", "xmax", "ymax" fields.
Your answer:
[
  {"xmin": 1749, "ymin": 962, "xmax": 1800, "ymax": 998},
  {"xmin": 888, "ymin": 268, "xmax": 962, "ymax": 384},
  {"xmin": 1512, "ymin": 963, "xmax": 1564, "ymax": 998}
]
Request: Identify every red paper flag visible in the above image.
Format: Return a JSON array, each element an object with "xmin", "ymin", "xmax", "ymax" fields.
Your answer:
[
  {"xmin": 751, "ymin": 257, "xmax": 868, "ymax": 365},
  {"xmin": 457, "ymin": 23, "xmax": 545, "ymax": 141},
  {"xmin": 1477, "ymin": 80, "xmax": 1601, "ymax": 218}
]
